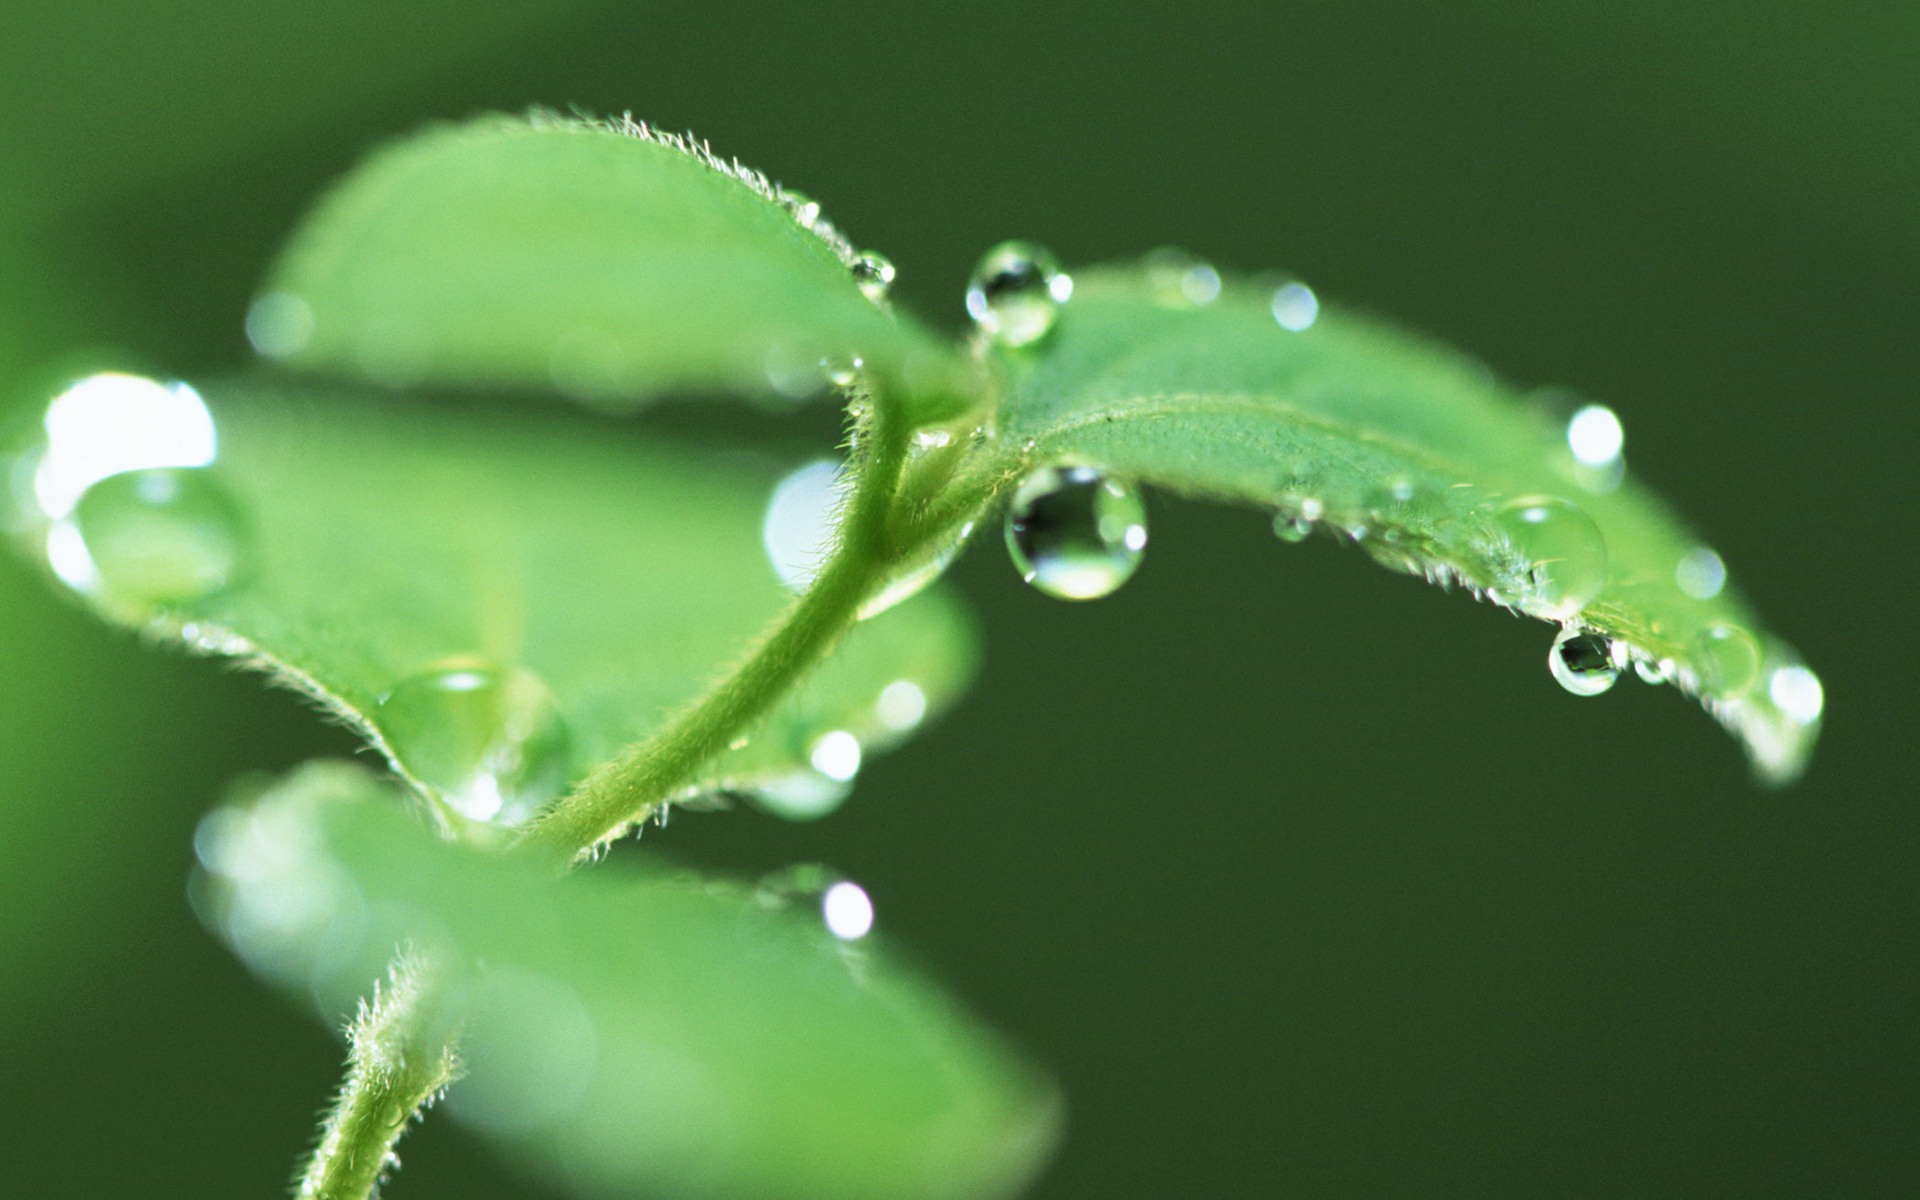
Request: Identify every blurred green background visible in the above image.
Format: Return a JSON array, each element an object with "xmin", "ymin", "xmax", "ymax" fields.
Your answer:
[{"xmin": 0, "ymin": 1, "xmax": 1911, "ymax": 1195}]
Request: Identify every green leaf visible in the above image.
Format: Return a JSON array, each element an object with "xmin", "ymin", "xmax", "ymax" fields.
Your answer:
[
  {"xmin": 980, "ymin": 267, "xmax": 1822, "ymax": 780},
  {"xmin": 6, "ymin": 374, "xmax": 975, "ymax": 828},
  {"xmin": 254, "ymin": 113, "xmax": 973, "ymax": 418},
  {"xmin": 195, "ymin": 760, "xmax": 1059, "ymax": 1200}
]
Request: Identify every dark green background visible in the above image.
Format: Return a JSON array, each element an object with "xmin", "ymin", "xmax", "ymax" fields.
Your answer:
[{"xmin": 1, "ymin": 2, "xmax": 1911, "ymax": 1195}]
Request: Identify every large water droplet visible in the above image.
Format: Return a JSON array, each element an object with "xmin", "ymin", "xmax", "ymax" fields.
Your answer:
[
  {"xmin": 65, "ymin": 468, "xmax": 248, "ymax": 608},
  {"xmin": 1693, "ymin": 624, "xmax": 1761, "ymax": 697},
  {"xmin": 1549, "ymin": 628, "xmax": 1621, "ymax": 696},
  {"xmin": 966, "ymin": 241, "xmax": 1073, "ymax": 348},
  {"xmin": 1495, "ymin": 496, "xmax": 1609, "ymax": 619},
  {"xmin": 1004, "ymin": 466, "xmax": 1147, "ymax": 600},
  {"xmin": 376, "ymin": 661, "xmax": 573, "ymax": 828},
  {"xmin": 851, "ymin": 251, "xmax": 895, "ymax": 301}
]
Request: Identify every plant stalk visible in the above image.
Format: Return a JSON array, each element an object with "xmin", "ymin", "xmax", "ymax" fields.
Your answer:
[{"xmin": 295, "ymin": 955, "xmax": 456, "ymax": 1200}]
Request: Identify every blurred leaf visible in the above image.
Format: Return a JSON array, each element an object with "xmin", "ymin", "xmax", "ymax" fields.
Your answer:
[
  {"xmin": 7, "ymin": 377, "xmax": 974, "ymax": 829},
  {"xmin": 983, "ymin": 268, "xmax": 1821, "ymax": 780},
  {"xmin": 196, "ymin": 760, "xmax": 1060, "ymax": 1200},
  {"xmin": 257, "ymin": 114, "xmax": 972, "ymax": 417}
]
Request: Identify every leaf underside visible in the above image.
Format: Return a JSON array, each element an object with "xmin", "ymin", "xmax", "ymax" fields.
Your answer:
[
  {"xmin": 197, "ymin": 760, "xmax": 1058, "ymax": 1200},
  {"xmin": 977, "ymin": 270, "xmax": 1819, "ymax": 780}
]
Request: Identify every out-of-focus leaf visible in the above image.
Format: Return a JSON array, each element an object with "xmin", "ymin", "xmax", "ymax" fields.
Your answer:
[
  {"xmin": 255, "ymin": 115, "xmax": 972, "ymax": 418},
  {"xmin": 979, "ymin": 267, "xmax": 1821, "ymax": 780},
  {"xmin": 195, "ymin": 760, "xmax": 1059, "ymax": 1200},
  {"xmin": 4, "ymin": 376, "xmax": 975, "ymax": 831}
]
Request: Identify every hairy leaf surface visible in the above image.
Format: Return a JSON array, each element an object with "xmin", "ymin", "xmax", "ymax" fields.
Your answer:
[
  {"xmin": 979, "ymin": 269, "xmax": 1820, "ymax": 779},
  {"xmin": 196, "ymin": 761, "xmax": 1058, "ymax": 1200},
  {"xmin": 10, "ymin": 378, "xmax": 974, "ymax": 827},
  {"xmin": 255, "ymin": 114, "xmax": 971, "ymax": 417}
]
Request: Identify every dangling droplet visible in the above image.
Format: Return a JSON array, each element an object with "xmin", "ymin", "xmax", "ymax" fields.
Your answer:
[
  {"xmin": 1005, "ymin": 466, "xmax": 1147, "ymax": 600},
  {"xmin": 376, "ymin": 660, "xmax": 573, "ymax": 828},
  {"xmin": 1272, "ymin": 512, "xmax": 1313, "ymax": 543},
  {"xmin": 1494, "ymin": 495, "xmax": 1608, "ymax": 619},
  {"xmin": 1633, "ymin": 656, "xmax": 1675, "ymax": 686},
  {"xmin": 65, "ymin": 468, "xmax": 248, "ymax": 609},
  {"xmin": 1693, "ymin": 623, "xmax": 1762, "ymax": 697},
  {"xmin": 851, "ymin": 251, "xmax": 896, "ymax": 302},
  {"xmin": 966, "ymin": 241, "xmax": 1073, "ymax": 348},
  {"xmin": 1549, "ymin": 628, "xmax": 1621, "ymax": 696},
  {"xmin": 777, "ymin": 188, "xmax": 822, "ymax": 228}
]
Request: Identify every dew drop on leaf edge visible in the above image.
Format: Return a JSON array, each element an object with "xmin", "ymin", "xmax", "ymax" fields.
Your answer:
[
  {"xmin": 1494, "ymin": 495, "xmax": 1609, "ymax": 619},
  {"xmin": 1694, "ymin": 623, "xmax": 1762, "ymax": 697},
  {"xmin": 55, "ymin": 467, "xmax": 249, "ymax": 611},
  {"xmin": 966, "ymin": 241, "xmax": 1073, "ymax": 348},
  {"xmin": 1549, "ymin": 628, "xmax": 1621, "ymax": 697},
  {"xmin": 851, "ymin": 251, "xmax": 896, "ymax": 302},
  {"xmin": 1005, "ymin": 466, "xmax": 1147, "ymax": 601},
  {"xmin": 375, "ymin": 660, "xmax": 573, "ymax": 829}
]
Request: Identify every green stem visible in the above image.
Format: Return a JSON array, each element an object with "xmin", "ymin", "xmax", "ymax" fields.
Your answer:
[
  {"xmin": 295, "ymin": 955, "xmax": 456, "ymax": 1200},
  {"xmin": 520, "ymin": 400, "xmax": 915, "ymax": 858}
]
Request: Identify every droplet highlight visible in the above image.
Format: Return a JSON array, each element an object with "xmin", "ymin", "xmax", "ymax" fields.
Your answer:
[
  {"xmin": 851, "ymin": 251, "xmax": 896, "ymax": 301},
  {"xmin": 1270, "ymin": 281, "xmax": 1320, "ymax": 332},
  {"xmin": 1549, "ymin": 628, "xmax": 1621, "ymax": 696},
  {"xmin": 1767, "ymin": 664, "xmax": 1824, "ymax": 725},
  {"xmin": 763, "ymin": 459, "xmax": 847, "ymax": 592},
  {"xmin": 375, "ymin": 661, "xmax": 573, "ymax": 827},
  {"xmin": 1566, "ymin": 404, "xmax": 1624, "ymax": 469},
  {"xmin": 1005, "ymin": 466, "xmax": 1147, "ymax": 601},
  {"xmin": 808, "ymin": 730, "xmax": 863, "ymax": 784},
  {"xmin": 821, "ymin": 880, "xmax": 875, "ymax": 941},
  {"xmin": 966, "ymin": 241, "xmax": 1073, "ymax": 348},
  {"xmin": 1495, "ymin": 495, "xmax": 1609, "ymax": 619},
  {"xmin": 1675, "ymin": 546, "xmax": 1727, "ymax": 600}
]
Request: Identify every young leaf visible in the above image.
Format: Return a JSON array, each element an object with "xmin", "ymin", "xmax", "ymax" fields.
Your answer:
[
  {"xmin": 970, "ymin": 267, "xmax": 1821, "ymax": 780},
  {"xmin": 252, "ymin": 113, "xmax": 973, "ymax": 418},
  {"xmin": 5, "ymin": 374, "xmax": 974, "ymax": 830},
  {"xmin": 195, "ymin": 760, "xmax": 1060, "ymax": 1200}
]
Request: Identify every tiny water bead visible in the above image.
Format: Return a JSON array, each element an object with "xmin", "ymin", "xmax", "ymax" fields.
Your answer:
[
  {"xmin": 66, "ymin": 468, "xmax": 249, "ymax": 607},
  {"xmin": 1494, "ymin": 495, "xmax": 1609, "ymax": 619},
  {"xmin": 1004, "ymin": 466, "xmax": 1147, "ymax": 601},
  {"xmin": 851, "ymin": 251, "xmax": 895, "ymax": 301},
  {"xmin": 1549, "ymin": 628, "xmax": 1621, "ymax": 696},
  {"xmin": 1143, "ymin": 248, "xmax": 1222, "ymax": 307},
  {"xmin": 1272, "ymin": 512, "xmax": 1313, "ymax": 543},
  {"xmin": 1767, "ymin": 664, "xmax": 1825, "ymax": 725},
  {"xmin": 966, "ymin": 241, "xmax": 1073, "ymax": 348},
  {"xmin": 1675, "ymin": 546, "xmax": 1728, "ymax": 600},
  {"xmin": 1270, "ymin": 280, "xmax": 1320, "ymax": 332},
  {"xmin": 375, "ymin": 661, "xmax": 573, "ymax": 828},
  {"xmin": 776, "ymin": 188, "xmax": 822, "ymax": 228},
  {"xmin": 1693, "ymin": 623, "xmax": 1762, "ymax": 697},
  {"xmin": 1566, "ymin": 403, "xmax": 1625, "ymax": 469}
]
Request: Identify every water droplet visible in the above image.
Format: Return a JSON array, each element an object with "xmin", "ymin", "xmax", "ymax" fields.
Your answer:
[
  {"xmin": 1675, "ymin": 546, "xmax": 1727, "ymax": 600},
  {"xmin": 28, "ymin": 372, "xmax": 218, "ymax": 520},
  {"xmin": 966, "ymin": 241, "xmax": 1073, "ymax": 348},
  {"xmin": 1693, "ymin": 624, "xmax": 1761, "ymax": 697},
  {"xmin": 65, "ymin": 468, "xmax": 248, "ymax": 608},
  {"xmin": 1767, "ymin": 664, "xmax": 1824, "ymax": 725},
  {"xmin": 1495, "ymin": 495, "xmax": 1608, "ymax": 619},
  {"xmin": 1634, "ymin": 656, "xmax": 1675, "ymax": 685},
  {"xmin": 1270, "ymin": 281, "xmax": 1320, "ymax": 331},
  {"xmin": 1272, "ymin": 513, "xmax": 1313, "ymax": 543},
  {"xmin": 1566, "ymin": 403, "xmax": 1624, "ymax": 469},
  {"xmin": 375, "ymin": 661, "xmax": 573, "ymax": 827},
  {"xmin": 763, "ymin": 459, "xmax": 847, "ymax": 592},
  {"xmin": 825, "ymin": 355, "xmax": 864, "ymax": 388},
  {"xmin": 851, "ymin": 251, "xmax": 896, "ymax": 301},
  {"xmin": 876, "ymin": 680, "xmax": 929, "ymax": 732},
  {"xmin": 1549, "ymin": 628, "xmax": 1621, "ymax": 696},
  {"xmin": 821, "ymin": 880, "xmax": 875, "ymax": 941},
  {"xmin": 1144, "ymin": 248, "xmax": 1222, "ymax": 306},
  {"xmin": 1005, "ymin": 466, "xmax": 1147, "ymax": 600},
  {"xmin": 777, "ymin": 188, "xmax": 822, "ymax": 228},
  {"xmin": 809, "ymin": 730, "xmax": 863, "ymax": 783},
  {"xmin": 244, "ymin": 292, "xmax": 316, "ymax": 360}
]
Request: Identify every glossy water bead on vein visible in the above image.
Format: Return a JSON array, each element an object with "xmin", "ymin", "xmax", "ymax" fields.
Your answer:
[
  {"xmin": 966, "ymin": 241, "xmax": 1073, "ymax": 347},
  {"xmin": 1004, "ymin": 466, "xmax": 1148, "ymax": 600}
]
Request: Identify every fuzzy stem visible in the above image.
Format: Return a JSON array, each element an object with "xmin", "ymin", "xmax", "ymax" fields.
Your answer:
[
  {"xmin": 519, "ymin": 400, "xmax": 914, "ymax": 859},
  {"xmin": 295, "ymin": 956, "xmax": 457, "ymax": 1200}
]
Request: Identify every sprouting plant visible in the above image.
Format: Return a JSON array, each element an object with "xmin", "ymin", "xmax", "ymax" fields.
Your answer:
[{"xmin": 0, "ymin": 111, "xmax": 1823, "ymax": 1200}]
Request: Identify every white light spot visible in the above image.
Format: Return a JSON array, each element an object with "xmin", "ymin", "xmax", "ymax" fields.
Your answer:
[
  {"xmin": 821, "ymin": 881, "xmax": 874, "ymax": 941},
  {"xmin": 34, "ymin": 374, "xmax": 217, "ymax": 519},
  {"xmin": 1768, "ymin": 666, "xmax": 1824, "ymax": 725},
  {"xmin": 1567, "ymin": 403, "xmax": 1625, "ymax": 468},
  {"xmin": 1675, "ymin": 546, "xmax": 1727, "ymax": 600},
  {"xmin": 762, "ymin": 459, "xmax": 847, "ymax": 591},
  {"xmin": 244, "ymin": 292, "xmax": 315, "ymax": 359},
  {"xmin": 1181, "ymin": 264, "xmax": 1222, "ymax": 305},
  {"xmin": 809, "ymin": 730, "xmax": 863, "ymax": 783},
  {"xmin": 1271, "ymin": 282, "xmax": 1320, "ymax": 331},
  {"xmin": 1047, "ymin": 273, "xmax": 1074, "ymax": 303},
  {"xmin": 876, "ymin": 680, "xmax": 929, "ymax": 732},
  {"xmin": 43, "ymin": 521, "xmax": 100, "ymax": 593},
  {"xmin": 1123, "ymin": 522, "xmax": 1148, "ymax": 552}
]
